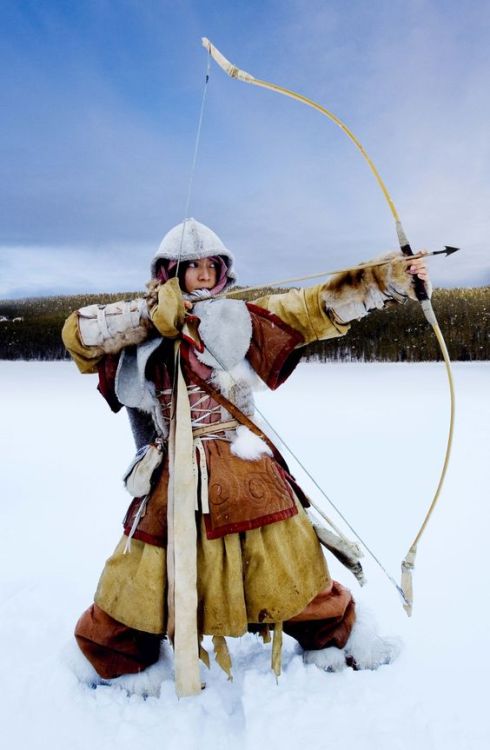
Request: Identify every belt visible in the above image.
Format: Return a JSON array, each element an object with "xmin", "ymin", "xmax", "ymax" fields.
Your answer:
[{"xmin": 191, "ymin": 419, "xmax": 238, "ymax": 438}]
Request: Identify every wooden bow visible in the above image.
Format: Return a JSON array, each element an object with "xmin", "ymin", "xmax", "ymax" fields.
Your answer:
[{"xmin": 201, "ymin": 37, "xmax": 456, "ymax": 616}]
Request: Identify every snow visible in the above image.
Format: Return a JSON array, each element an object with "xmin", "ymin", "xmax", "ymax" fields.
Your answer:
[{"xmin": 0, "ymin": 360, "xmax": 489, "ymax": 750}]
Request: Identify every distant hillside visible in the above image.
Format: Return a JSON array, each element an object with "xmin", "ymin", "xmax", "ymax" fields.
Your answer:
[{"xmin": 0, "ymin": 287, "xmax": 488, "ymax": 362}]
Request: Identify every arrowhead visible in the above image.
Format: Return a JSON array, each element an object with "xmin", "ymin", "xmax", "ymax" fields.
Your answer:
[{"xmin": 443, "ymin": 246, "xmax": 460, "ymax": 256}]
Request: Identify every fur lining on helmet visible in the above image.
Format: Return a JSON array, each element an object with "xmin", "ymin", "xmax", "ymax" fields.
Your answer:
[{"xmin": 151, "ymin": 218, "xmax": 236, "ymax": 292}]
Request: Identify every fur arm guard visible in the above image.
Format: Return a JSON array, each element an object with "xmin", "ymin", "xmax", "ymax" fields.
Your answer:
[
  {"xmin": 322, "ymin": 251, "xmax": 432, "ymax": 325},
  {"xmin": 77, "ymin": 298, "xmax": 152, "ymax": 354}
]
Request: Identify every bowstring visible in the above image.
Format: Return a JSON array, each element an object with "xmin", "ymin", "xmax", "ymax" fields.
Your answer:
[
  {"xmin": 175, "ymin": 50, "xmax": 212, "ymax": 278},
  {"xmin": 251, "ymin": 401, "xmax": 408, "ymax": 602},
  {"xmin": 199, "ymin": 332, "xmax": 408, "ymax": 604},
  {"xmin": 171, "ymin": 50, "xmax": 212, "ymax": 420},
  {"xmin": 168, "ymin": 48, "xmax": 405, "ymax": 602}
]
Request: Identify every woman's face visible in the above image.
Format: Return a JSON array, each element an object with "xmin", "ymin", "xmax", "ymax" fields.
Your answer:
[{"xmin": 183, "ymin": 258, "xmax": 218, "ymax": 293}]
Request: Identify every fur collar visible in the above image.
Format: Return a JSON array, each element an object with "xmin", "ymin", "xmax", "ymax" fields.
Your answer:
[
  {"xmin": 115, "ymin": 301, "xmax": 265, "ymax": 444},
  {"xmin": 193, "ymin": 299, "xmax": 252, "ymax": 371}
]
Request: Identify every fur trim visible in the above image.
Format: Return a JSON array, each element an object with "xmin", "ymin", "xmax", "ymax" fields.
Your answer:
[
  {"xmin": 100, "ymin": 323, "xmax": 152, "ymax": 354},
  {"xmin": 230, "ymin": 425, "xmax": 272, "ymax": 461},
  {"xmin": 194, "ymin": 299, "xmax": 252, "ymax": 371},
  {"xmin": 210, "ymin": 359, "xmax": 265, "ymax": 421},
  {"xmin": 344, "ymin": 605, "xmax": 402, "ymax": 670},
  {"xmin": 211, "ymin": 360, "xmax": 267, "ymax": 452},
  {"xmin": 63, "ymin": 638, "xmax": 167, "ymax": 696},
  {"xmin": 106, "ymin": 654, "xmax": 167, "ymax": 697},
  {"xmin": 114, "ymin": 304, "xmax": 266, "ymax": 447},
  {"xmin": 211, "ymin": 359, "xmax": 267, "ymax": 396},
  {"xmin": 144, "ymin": 278, "xmax": 160, "ymax": 310},
  {"xmin": 61, "ymin": 639, "xmax": 101, "ymax": 686},
  {"xmin": 304, "ymin": 606, "xmax": 403, "ymax": 673},
  {"xmin": 304, "ymin": 646, "xmax": 347, "ymax": 673},
  {"xmin": 322, "ymin": 251, "xmax": 418, "ymax": 325},
  {"xmin": 115, "ymin": 338, "xmax": 168, "ymax": 438}
]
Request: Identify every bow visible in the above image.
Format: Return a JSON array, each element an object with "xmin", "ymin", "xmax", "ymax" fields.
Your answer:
[{"xmin": 201, "ymin": 37, "xmax": 456, "ymax": 616}]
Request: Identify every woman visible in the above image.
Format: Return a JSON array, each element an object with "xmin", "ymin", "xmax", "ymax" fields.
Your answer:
[{"xmin": 62, "ymin": 218, "xmax": 430, "ymax": 696}]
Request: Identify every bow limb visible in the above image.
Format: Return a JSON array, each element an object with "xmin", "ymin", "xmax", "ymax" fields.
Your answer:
[
  {"xmin": 400, "ymin": 323, "xmax": 456, "ymax": 615},
  {"xmin": 202, "ymin": 37, "xmax": 400, "ymax": 222},
  {"xmin": 202, "ymin": 37, "xmax": 456, "ymax": 616}
]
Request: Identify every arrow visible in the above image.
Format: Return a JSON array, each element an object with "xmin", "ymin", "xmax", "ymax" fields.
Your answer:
[
  {"xmin": 222, "ymin": 247, "xmax": 461, "ymax": 299},
  {"xmin": 435, "ymin": 246, "xmax": 460, "ymax": 257}
]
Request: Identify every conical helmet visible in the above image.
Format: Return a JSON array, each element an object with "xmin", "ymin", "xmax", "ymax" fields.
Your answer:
[{"xmin": 151, "ymin": 218, "xmax": 236, "ymax": 293}]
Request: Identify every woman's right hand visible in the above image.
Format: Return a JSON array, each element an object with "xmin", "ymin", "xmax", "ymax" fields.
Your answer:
[{"xmin": 149, "ymin": 278, "xmax": 186, "ymax": 338}]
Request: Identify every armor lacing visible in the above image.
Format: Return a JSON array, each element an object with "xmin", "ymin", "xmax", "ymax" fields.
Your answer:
[
  {"xmin": 157, "ymin": 385, "xmax": 235, "ymax": 441},
  {"xmin": 155, "ymin": 385, "xmax": 238, "ymax": 515}
]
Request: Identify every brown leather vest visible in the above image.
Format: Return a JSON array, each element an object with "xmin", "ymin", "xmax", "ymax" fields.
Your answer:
[{"xmin": 101, "ymin": 304, "xmax": 305, "ymax": 545}]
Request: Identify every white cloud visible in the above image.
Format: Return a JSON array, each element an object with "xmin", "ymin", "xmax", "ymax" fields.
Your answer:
[
  {"xmin": 0, "ymin": 243, "xmax": 155, "ymax": 299},
  {"xmin": 1, "ymin": 0, "xmax": 488, "ymax": 296}
]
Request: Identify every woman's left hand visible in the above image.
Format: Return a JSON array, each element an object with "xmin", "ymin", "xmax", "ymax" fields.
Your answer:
[{"xmin": 408, "ymin": 251, "xmax": 430, "ymax": 283}]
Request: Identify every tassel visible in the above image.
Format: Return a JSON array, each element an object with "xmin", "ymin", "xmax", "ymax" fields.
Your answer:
[
  {"xmin": 259, "ymin": 624, "xmax": 271, "ymax": 644},
  {"xmin": 199, "ymin": 635, "xmax": 210, "ymax": 669},
  {"xmin": 272, "ymin": 623, "xmax": 283, "ymax": 681},
  {"xmin": 123, "ymin": 494, "xmax": 149, "ymax": 554},
  {"xmin": 212, "ymin": 635, "xmax": 233, "ymax": 680}
]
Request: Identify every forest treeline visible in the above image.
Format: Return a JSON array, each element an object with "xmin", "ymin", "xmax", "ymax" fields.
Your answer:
[{"xmin": 0, "ymin": 286, "xmax": 488, "ymax": 362}]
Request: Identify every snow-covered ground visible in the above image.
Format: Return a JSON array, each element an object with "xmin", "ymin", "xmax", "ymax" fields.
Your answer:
[{"xmin": 0, "ymin": 360, "xmax": 488, "ymax": 750}]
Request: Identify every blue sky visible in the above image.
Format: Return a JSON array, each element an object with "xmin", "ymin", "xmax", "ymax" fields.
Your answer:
[{"xmin": 1, "ymin": 0, "xmax": 488, "ymax": 298}]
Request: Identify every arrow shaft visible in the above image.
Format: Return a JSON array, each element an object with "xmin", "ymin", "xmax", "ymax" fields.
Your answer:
[{"xmin": 222, "ymin": 250, "xmax": 451, "ymax": 300}]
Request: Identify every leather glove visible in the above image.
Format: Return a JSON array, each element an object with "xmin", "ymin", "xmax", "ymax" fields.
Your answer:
[{"xmin": 148, "ymin": 277, "xmax": 186, "ymax": 339}]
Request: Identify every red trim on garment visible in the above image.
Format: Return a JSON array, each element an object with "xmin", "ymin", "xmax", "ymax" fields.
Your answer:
[
  {"xmin": 179, "ymin": 341, "xmax": 213, "ymax": 381},
  {"xmin": 204, "ymin": 504, "xmax": 298, "ymax": 539},
  {"xmin": 182, "ymin": 314, "xmax": 205, "ymax": 352},
  {"xmin": 246, "ymin": 302, "xmax": 305, "ymax": 342},
  {"xmin": 122, "ymin": 527, "xmax": 167, "ymax": 548},
  {"xmin": 245, "ymin": 303, "xmax": 304, "ymax": 390},
  {"xmin": 97, "ymin": 354, "xmax": 123, "ymax": 413}
]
